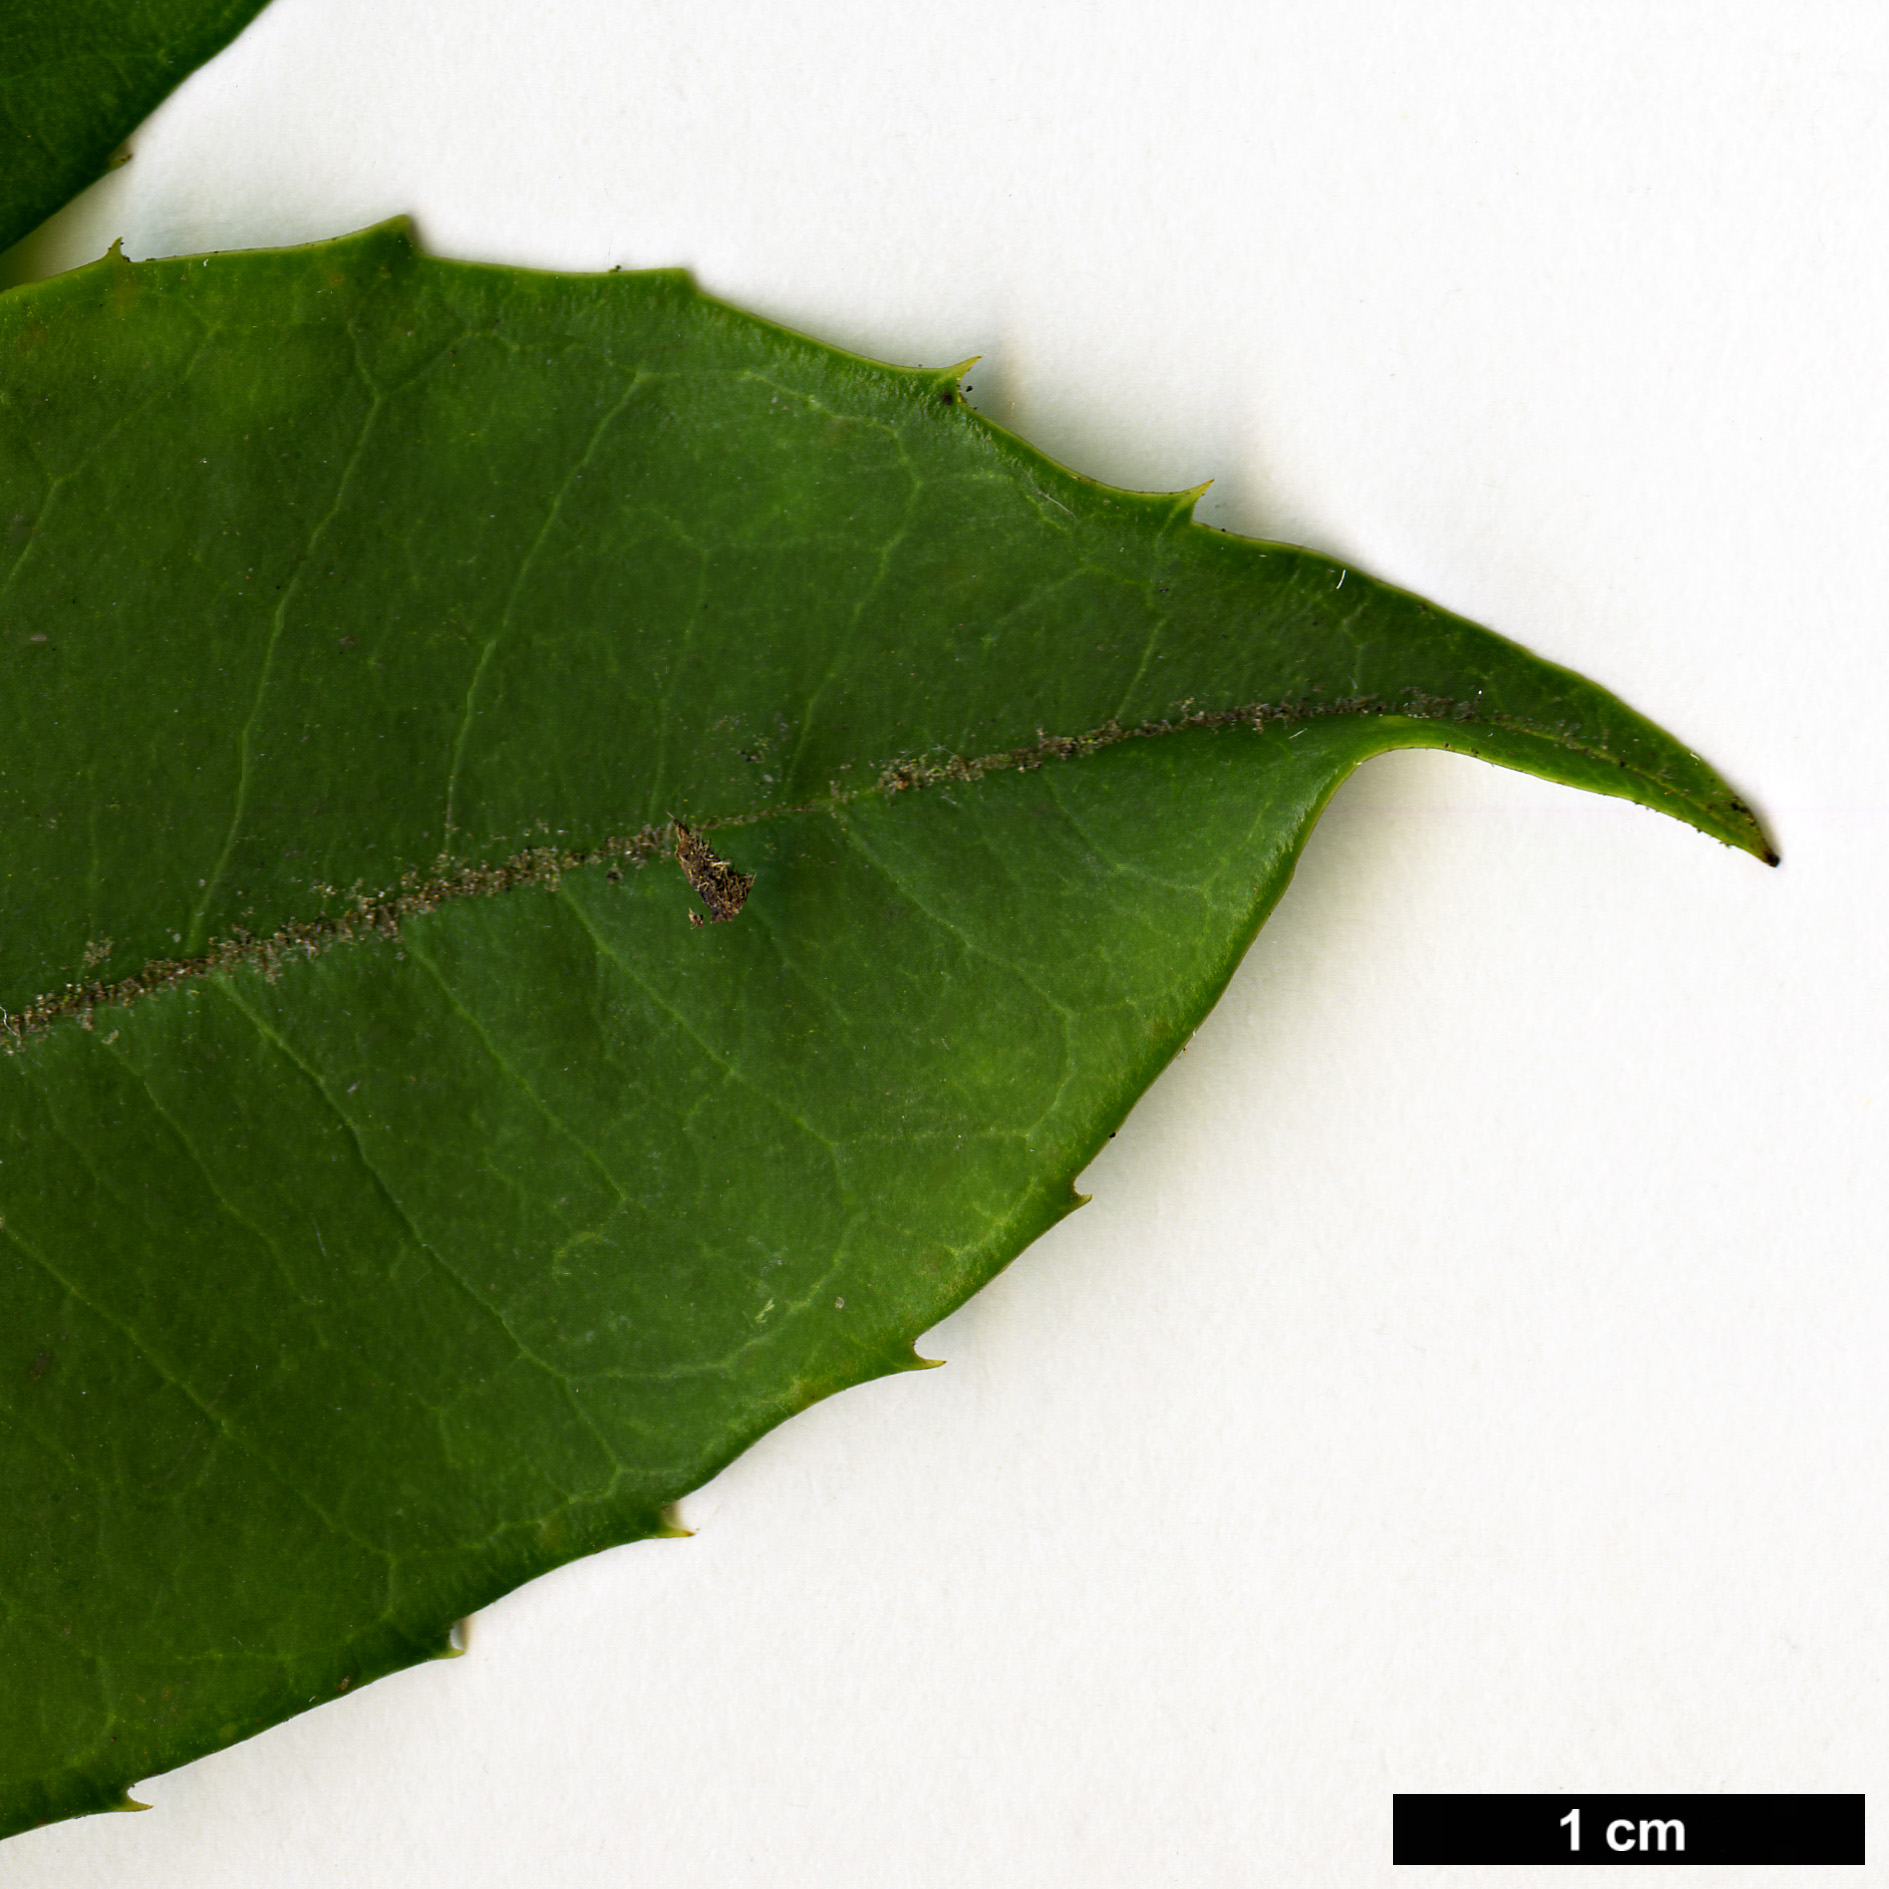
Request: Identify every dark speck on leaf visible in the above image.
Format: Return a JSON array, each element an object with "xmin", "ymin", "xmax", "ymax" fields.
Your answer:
[
  {"xmin": 28, "ymin": 1350, "xmax": 50, "ymax": 1381},
  {"xmin": 674, "ymin": 824, "xmax": 754, "ymax": 928}
]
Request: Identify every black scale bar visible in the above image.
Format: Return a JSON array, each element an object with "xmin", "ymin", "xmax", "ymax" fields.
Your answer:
[{"xmin": 1393, "ymin": 1794, "xmax": 1863, "ymax": 1865}]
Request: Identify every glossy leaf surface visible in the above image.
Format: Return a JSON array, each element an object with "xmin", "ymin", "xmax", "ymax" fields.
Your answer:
[
  {"xmin": 0, "ymin": 0, "xmax": 272, "ymax": 257},
  {"xmin": 0, "ymin": 223, "xmax": 1769, "ymax": 1836}
]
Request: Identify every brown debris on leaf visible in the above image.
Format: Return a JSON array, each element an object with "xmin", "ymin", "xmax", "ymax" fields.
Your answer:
[
  {"xmin": 1, "ymin": 830, "xmax": 668, "ymax": 1051},
  {"xmin": 673, "ymin": 823, "xmax": 755, "ymax": 927}
]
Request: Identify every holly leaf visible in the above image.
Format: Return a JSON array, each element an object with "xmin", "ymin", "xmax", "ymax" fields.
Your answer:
[
  {"xmin": 0, "ymin": 221, "xmax": 1769, "ymax": 1837},
  {"xmin": 0, "ymin": 0, "xmax": 273, "ymax": 258}
]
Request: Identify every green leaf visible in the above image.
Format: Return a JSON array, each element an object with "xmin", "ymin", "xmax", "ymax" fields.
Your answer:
[
  {"xmin": 0, "ymin": 0, "xmax": 273, "ymax": 259},
  {"xmin": 0, "ymin": 221, "xmax": 1770, "ymax": 1837}
]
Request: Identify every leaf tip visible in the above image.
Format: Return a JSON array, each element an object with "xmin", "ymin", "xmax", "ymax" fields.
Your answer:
[
  {"xmin": 1712, "ymin": 797, "xmax": 1778, "ymax": 866},
  {"xmin": 1737, "ymin": 801, "xmax": 1781, "ymax": 867},
  {"xmin": 654, "ymin": 1503, "xmax": 695, "ymax": 1539}
]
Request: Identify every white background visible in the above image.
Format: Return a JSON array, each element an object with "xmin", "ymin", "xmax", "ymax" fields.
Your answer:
[{"xmin": 4, "ymin": 2, "xmax": 1885, "ymax": 1883}]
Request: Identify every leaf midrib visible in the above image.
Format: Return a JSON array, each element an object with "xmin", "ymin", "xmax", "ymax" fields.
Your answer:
[{"xmin": 5, "ymin": 683, "xmax": 1751, "ymax": 1047}]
